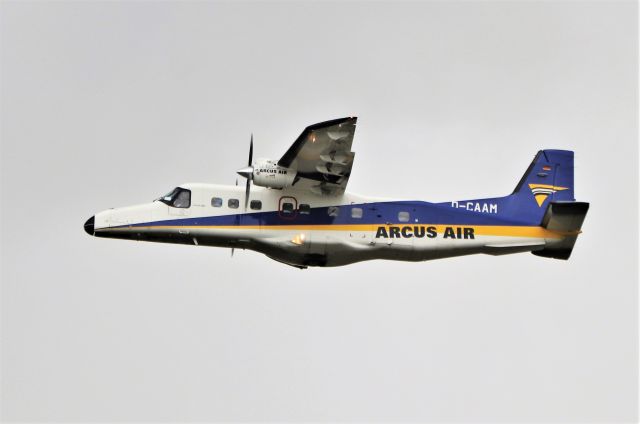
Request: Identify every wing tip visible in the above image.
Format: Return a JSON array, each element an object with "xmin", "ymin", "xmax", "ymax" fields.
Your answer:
[
  {"xmin": 306, "ymin": 116, "xmax": 357, "ymax": 131},
  {"xmin": 278, "ymin": 117, "xmax": 357, "ymax": 168}
]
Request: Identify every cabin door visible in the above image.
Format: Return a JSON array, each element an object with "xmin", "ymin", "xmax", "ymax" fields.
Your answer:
[{"xmin": 278, "ymin": 196, "xmax": 298, "ymax": 221}]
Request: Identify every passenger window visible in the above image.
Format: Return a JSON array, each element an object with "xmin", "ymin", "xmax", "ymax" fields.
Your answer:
[
  {"xmin": 351, "ymin": 207, "xmax": 363, "ymax": 219},
  {"xmin": 250, "ymin": 200, "xmax": 262, "ymax": 210},
  {"xmin": 328, "ymin": 206, "xmax": 340, "ymax": 217},
  {"xmin": 211, "ymin": 197, "xmax": 223, "ymax": 207},
  {"xmin": 398, "ymin": 211, "xmax": 410, "ymax": 222},
  {"xmin": 228, "ymin": 198, "xmax": 239, "ymax": 209},
  {"xmin": 299, "ymin": 204, "xmax": 311, "ymax": 215},
  {"xmin": 282, "ymin": 202, "xmax": 294, "ymax": 214}
]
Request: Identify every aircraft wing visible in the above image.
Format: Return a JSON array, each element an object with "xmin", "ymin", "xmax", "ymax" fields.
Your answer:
[{"xmin": 278, "ymin": 117, "xmax": 357, "ymax": 196}]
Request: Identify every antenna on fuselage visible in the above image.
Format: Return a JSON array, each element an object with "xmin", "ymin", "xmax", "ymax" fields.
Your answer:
[{"xmin": 236, "ymin": 133, "xmax": 254, "ymax": 210}]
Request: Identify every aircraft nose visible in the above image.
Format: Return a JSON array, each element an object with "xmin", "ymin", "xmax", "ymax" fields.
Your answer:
[{"xmin": 84, "ymin": 216, "xmax": 95, "ymax": 236}]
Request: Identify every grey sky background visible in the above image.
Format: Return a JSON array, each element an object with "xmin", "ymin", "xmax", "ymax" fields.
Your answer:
[{"xmin": 1, "ymin": 1, "xmax": 637, "ymax": 422}]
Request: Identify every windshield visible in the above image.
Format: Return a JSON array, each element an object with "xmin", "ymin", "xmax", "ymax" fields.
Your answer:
[{"xmin": 157, "ymin": 187, "xmax": 191, "ymax": 208}]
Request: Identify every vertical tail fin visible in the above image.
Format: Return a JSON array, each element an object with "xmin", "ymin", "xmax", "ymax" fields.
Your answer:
[
  {"xmin": 512, "ymin": 150, "xmax": 589, "ymax": 259},
  {"xmin": 505, "ymin": 150, "xmax": 576, "ymax": 224},
  {"xmin": 512, "ymin": 149, "xmax": 575, "ymax": 203}
]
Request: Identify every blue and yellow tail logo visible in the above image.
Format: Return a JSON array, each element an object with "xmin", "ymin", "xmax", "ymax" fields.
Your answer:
[{"xmin": 529, "ymin": 184, "xmax": 568, "ymax": 207}]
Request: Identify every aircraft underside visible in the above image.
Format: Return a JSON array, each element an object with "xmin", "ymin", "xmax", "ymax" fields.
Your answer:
[{"xmin": 90, "ymin": 224, "xmax": 558, "ymax": 268}]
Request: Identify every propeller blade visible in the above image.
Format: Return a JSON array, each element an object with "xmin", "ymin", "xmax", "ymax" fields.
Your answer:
[
  {"xmin": 231, "ymin": 248, "xmax": 235, "ymax": 257},
  {"xmin": 245, "ymin": 178, "xmax": 251, "ymax": 210},
  {"xmin": 244, "ymin": 134, "xmax": 253, "ymax": 210}
]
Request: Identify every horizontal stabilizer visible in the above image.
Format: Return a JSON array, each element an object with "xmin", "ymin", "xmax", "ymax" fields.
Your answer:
[
  {"xmin": 540, "ymin": 201, "xmax": 589, "ymax": 232},
  {"xmin": 533, "ymin": 201, "xmax": 589, "ymax": 260}
]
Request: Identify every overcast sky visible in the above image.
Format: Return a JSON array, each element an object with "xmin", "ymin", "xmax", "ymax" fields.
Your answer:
[{"xmin": 1, "ymin": 1, "xmax": 638, "ymax": 422}]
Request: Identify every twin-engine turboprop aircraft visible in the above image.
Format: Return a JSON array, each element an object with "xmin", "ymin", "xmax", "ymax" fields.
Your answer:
[{"xmin": 84, "ymin": 117, "xmax": 589, "ymax": 268}]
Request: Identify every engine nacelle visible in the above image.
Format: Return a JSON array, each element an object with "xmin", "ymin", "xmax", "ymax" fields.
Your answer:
[{"xmin": 252, "ymin": 159, "xmax": 296, "ymax": 189}]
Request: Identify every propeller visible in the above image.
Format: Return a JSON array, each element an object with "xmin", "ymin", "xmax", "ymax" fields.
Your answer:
[
  {"xmin": 233, "ymin": 134, "xmax": 254, "ymax": 256},
  {"xmin": 236, "ymin": 134, "xmax": 254, "ymax": 210}
]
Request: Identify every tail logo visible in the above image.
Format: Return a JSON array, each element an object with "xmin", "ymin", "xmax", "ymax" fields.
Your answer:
[{"xmin": 529, "ymin": 184, "xmax": 568, "ymax": 207}]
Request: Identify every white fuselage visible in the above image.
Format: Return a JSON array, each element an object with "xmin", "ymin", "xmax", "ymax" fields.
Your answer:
[{"xmin": 87, "ymin": 183, "xmax": 564, "ymax": 268}]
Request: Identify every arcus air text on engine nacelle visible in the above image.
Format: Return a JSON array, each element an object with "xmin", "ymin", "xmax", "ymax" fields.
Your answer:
[{"xmin": 251, "ymin": 159, "xmax": 296, "ymax": 189}]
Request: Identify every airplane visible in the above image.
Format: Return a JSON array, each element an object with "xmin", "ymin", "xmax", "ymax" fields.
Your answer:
[{"xmin": 84, "ymin": 117, "xmax": 589, "ymax": 268}]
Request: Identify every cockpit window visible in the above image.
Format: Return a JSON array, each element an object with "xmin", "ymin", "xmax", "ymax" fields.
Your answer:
[{"xmin": 158, "ymin": 187, "xmax": 191, "ymax": 208}]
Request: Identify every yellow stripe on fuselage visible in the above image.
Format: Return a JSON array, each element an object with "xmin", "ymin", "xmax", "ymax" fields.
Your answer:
[{"xmin": 100, "ymin": 224, "xmax": 575, "ymax": 239}]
